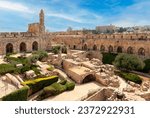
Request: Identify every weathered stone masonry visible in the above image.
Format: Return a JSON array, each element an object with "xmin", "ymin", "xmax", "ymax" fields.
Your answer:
[{"xmin": 0, "ymin": 9, "xmax": 150, "ymax": 59}]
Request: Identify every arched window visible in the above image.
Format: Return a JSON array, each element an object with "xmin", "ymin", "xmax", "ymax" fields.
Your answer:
[
  {"xmin": 138, "ymin": 48, "xmax": 145, "ymax": 56},
  {"xmin": 6, "ymin": 43, "xmax": 13, "ymax": 54},
  {"xmin": 83, "ymin": 44, "xmax": 87, "ymax": 50},
  {"xmin": 93, "ymin": 45, "xmax": 97, "ymax": 50},
  {"xmin": 73, "ymin": 45, "xmax": 76, "ymax": 49},
  {"xmin": 127, "ymin": 47, "xmax": 133, "ymax": 54},
  {"xmin": 117, "ymin": 46, "xmax": 123, "ymax": 53},
  {"xmin": 32, "ymin": 41, "xmax": 38, "ymax": 51},
  {"xmin": 100, "ymin": 45, "xmax": 105, "ymax": 52},
  {"xmin": 20, "ymin": 42, "xmax": 26, "ymax": 52},
  {"xmin": 108, "ymin": 45, "xmax": 113, "ymax": 53}
]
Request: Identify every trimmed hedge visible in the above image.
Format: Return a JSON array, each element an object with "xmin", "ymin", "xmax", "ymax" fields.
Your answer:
[
  {"xmin": 59, "ymin": 80, "xmax": 67, "ymax": 85},
  {"xmin": 65, "ymin": 81, "xmax": 75, "ymax": 90},
  {"xmin": 0, "ymin": 64, "xmax": 16, "ymax": 75},
  {"xmin": 2, "ymin": 86, "xmax": 29, "ymax": 101},
  {"xmin": 22, "ymin": 76, "xmax": 58, "ymax": 95},
  {"xmin": 117, "ymin": 71, "xmax": 142, "ymax": 84},
  {"xmin": 36, "ymin": 81, "xmax": 75, "ymax": 100}
]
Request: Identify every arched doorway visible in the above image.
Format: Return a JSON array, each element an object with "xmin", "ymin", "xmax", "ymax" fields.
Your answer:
[
  {"xmin": 138, "ymin": 48, "xmax": 145, "ymax": 56},
  {"xmin": 108, "ymin": 45, "xmax": 113, "ymax": 53},
  {"xmin": 127, "ymin": 47, "xmax": 133, "ymax": 54},
  {"xmin": 117, "ymin": 46, "xmax": 123, "ymax": 53},
  {"xmin": 82, "ymin": 74, "xmax": 95, "ymax": 84},
  {"xmin": 100, "ymin": 45, "xmax": 105, "ymax": 52},
  {"xmin": 20, "ymin": 42, "xmax": 26, "ymax": 52},
  {"xmin": 32, "ymin": 41, "xmax": 38, "ymax": 51},
  {"xmin": 6, "ymin": 43, "xmax": 13, "ymax": 54},
  {"xmin": 83, "ymin": 44, "xmax": 87, "ymax": 50},
  {"xmin": 73, "ymin": 45, "xmax": 76, "ymax": 49},
  {"xmin": 93, "ymin": 45, "xmax": 97, "ymax": 50}
]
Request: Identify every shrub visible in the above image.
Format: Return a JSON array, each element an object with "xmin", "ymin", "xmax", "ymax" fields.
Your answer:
[
  {"xmin": 51, "ymin": 83, "xmax": 67, "ymax": 94},
  {"xmin": 36, "ymin": 80, "xmax": 75, "ymax": 100},
  {"xmin": 31, "ymin": 65, "xmax": 40, "ymax": 75},
  {"xmin": 29, "ymin": 54, "xmax": 39, "ymax": 63},
  {"xmin": 59, "ymin": 80, "xmax": 67, "ymax": 85},
  {"xmin": 143, "ymin": 59, "xmax": 150, "ymax": 73},
  {"xmin": 22, "ymin": 76, "xmax": 58, "ymax": 95},
  {"xmin": 2, "ymin": 86, "xmax": 29, "ymax": 101},
  {"xmin": 33, "ymin": 50, "xmax": 48, "ymax": 61},
  {"xmin": 102, "ymin": 53, "xmax": 117, "ymax": 64},
  {"xmin": 52, "ymin": 46, "xmax": 60, "ymax": 54},
  {"xmin": 0, "ymin": 64, "xmax": 16, "ymax": 75},
  {"xmin": 113, "ymin": 53, "xmax": 145, "ymax": 71},
  {"xmin": 117, "ymin": 71, "xmax": 142, "ymax": 84},
  {"xmin": 65, "ymin": 81, "xmax": 75, "ymax": 90},
  {"xmin": 36, "ymin": 82, "xmax": 67, "ymax": 100}
]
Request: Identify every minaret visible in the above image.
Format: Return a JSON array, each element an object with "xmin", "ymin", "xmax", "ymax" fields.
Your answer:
[{"xmin": 39, "ymin": 9, "xmax": 45, "ymax": 33}]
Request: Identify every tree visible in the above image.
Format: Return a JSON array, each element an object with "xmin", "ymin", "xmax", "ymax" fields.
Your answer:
[
  {"xmin": 143, "ymin": 59, "xmax": 150, "ymax": 73},
  {"xmin": 113, "ymin": 53, "xmax": 145, "ymax": 71}
]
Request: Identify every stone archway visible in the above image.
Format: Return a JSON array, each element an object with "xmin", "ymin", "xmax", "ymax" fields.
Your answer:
[
  {"xmin": 6, "ymin": 43, "xmax": 13, "ymax": 54},
  {"xmin": 83, "ymin": 44, "xmax": 87, "ymax": 50},
  {"xmin": 100, "ymin": 45, "xmax": 105, "ymax": 52},
  {"xmin": 20, "ymin": 42, "xmax": 26, "ymax": 52},
  {"xmin": 138, "ymin": 47, "xmax": 145, "ymax": 56},
  {"xmin": 108, "ymin": 45, "xmax": 113, "ymax": 53},
  {"xmin": 117, "ymin": 46, "xmax": 123, "ymax": 53},
  {"xmin": 73, "ymin": 45, "xmax": 76, "ymax": 49},
  {"xmin": 32, "ymin": 41, "xmax": 38, "ymax": 51},
  {"xmin": 127, "ymin": 47, "xmax": 133, "ymax": 54},
  {"xmin": 93, "ymin": 45, "xmax": 97, "ymax": 50},
  {"xmin": 82, "ymin": 74, "xmax": 96, "ymax": 84}
]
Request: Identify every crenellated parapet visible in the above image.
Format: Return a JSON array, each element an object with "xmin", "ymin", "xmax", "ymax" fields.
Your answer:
[{"xmin": 0, "ymin": 32, "xmax": 39, "ymax": 38}]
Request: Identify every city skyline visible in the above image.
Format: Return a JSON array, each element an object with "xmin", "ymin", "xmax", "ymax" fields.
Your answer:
[{"xmin": 0, "ymin": 0, "xmax": 149, "ymax": 32}]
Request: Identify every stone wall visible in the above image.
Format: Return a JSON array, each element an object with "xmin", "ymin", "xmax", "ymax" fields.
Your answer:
[
  {"xmin": 51, "ymin": 33, "xmax": 150, "ymax": 58},
  {"xmin": 0, "ymin": 32, "xmax": 51, "ymax": 55}
]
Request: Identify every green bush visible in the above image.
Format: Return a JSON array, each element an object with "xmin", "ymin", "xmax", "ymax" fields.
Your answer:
[
  {"xmin": 2, "ymin": 86, "xmax": 29, "ymax": 101},
  {"xmin": 102, "ymin": 53, "xmax": 117, "ymax": 64},
  {"xmin": 22, "ymin": 76, "xmax": 58, "ymax": 95},
  {"xmin": 143, "ymin": 59, "xmax": 150, "ymax": 73},
  {"xmin": 0, "ymin": 64, "xmax": 16, "ymax": 75},
  {"xmin": 32, "ymin": 50, "xmax": 48, "ymax": 61},
  {"xmin": 113, "ymin": 53, "xmax": 145, "ymax": 71},
  {"xmin": 59, "ymin": 80, "xmax": 67, "ymax": 85},
  {"xmin": 51, "ymin": 83, "xmax": 67, "ymax": 94},
  {"xmin": 52, "ymin": 46, "xmax": 60, "ymax": 54},
  {"xmin": 65, "ymin": 81, "xmax": 75, "ymax": 90},
  {"xmin": 117, "ymin": 71, "xmax": 142, "ymax": 84},
  {"xmin": 29, "ymin": 54, "xmax": 39, "ymax": 63},
  {"xmin": 36, "ymin": 81, "xmax": 75, "ymax": 100},
  {"xmin": 36, "ymin": 82, "xmax": 67, "ymax": 100}
]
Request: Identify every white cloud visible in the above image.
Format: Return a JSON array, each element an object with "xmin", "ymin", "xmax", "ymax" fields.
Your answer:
[
  {"xmin": 111, "ymin": 1, "xmax": 150, "ymax": 27},
  {"xmin": 47, "ymin": 13, "xmax": 82, "ymax": 23},
  {"xmin": 0, "ymin": 1, "xmax": 33, "ymax": 13}
]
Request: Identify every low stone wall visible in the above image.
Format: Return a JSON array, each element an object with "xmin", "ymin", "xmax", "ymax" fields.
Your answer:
[{"xmin": 85, "ymin": 88, "xmax": 115, "ymax": 101}]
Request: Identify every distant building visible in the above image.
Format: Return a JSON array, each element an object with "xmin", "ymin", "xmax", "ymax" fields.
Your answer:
[
  {"xmin": 28, "ymin": 9, "xmax": 45, "ymax": 33},
  {"xmin": 96, "ymin": 25, "xmax": 116, "ymax": 33}
]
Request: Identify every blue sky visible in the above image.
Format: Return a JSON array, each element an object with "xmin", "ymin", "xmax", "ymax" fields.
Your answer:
[{"xmin": 0, "ymin": 0, "xmax": 149, "ymax": 32}]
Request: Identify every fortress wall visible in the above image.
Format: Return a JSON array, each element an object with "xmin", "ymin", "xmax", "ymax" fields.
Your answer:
[{"xmin": 51, "ymin": 33, "xmax": 150, "ymax": 58}]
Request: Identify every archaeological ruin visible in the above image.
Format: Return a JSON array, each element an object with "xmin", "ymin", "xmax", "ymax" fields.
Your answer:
[
  {"xmin": 0, "ymin": 9, "xmax": 149, "ymax": 59},
  {"xmin": 0, "ymin": 9, "xmax": 150, "ymax": 101}
]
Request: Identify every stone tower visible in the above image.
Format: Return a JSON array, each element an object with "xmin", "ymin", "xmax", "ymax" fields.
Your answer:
[{"xmin": 39, "ymin": 9, "xmax": 45, "ymax": 33}]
